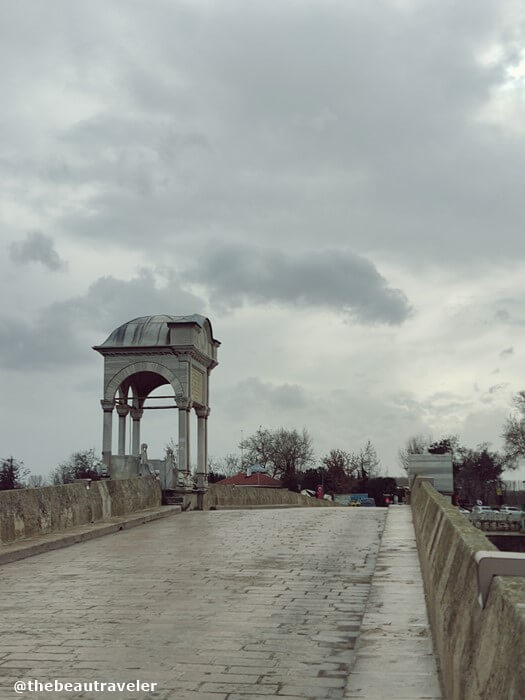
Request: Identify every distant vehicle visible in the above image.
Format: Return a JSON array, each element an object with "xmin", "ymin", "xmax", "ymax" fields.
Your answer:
[
  {"xmin": 469, "ymin": 505, "xmax": 523, "ymax": 532},
  {"xmin": 361, "ymin": 498, "xmax": 376, "ymax": 507},
  {"xmin": 499, "ymin": 505, "xmax": 522, "ymax": 514},
  {"xmin": 471, "ymin": 505, "xmax": 495, "ymax": 514}
]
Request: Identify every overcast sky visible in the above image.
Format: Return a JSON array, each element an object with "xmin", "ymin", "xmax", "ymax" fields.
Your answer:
[{"xmin": 2, "ymin": 0, "xmax": 525, "ymax": 482}]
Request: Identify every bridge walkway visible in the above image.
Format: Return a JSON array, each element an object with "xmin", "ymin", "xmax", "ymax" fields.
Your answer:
[
  {"xmin": 0, "ymin": 507, "xmax": 440, "ymax": 699},
  {"xmin": 345, "ymin": 506, "xmax": 442, "ymax": 698}
]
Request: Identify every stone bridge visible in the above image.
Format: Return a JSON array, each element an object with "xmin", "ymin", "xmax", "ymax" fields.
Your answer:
[{"xmin": 0, "ymin": 482, "xmax": 524, "ymax": 700}]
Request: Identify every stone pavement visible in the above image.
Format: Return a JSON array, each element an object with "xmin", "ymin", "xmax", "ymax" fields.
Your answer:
[
  {"xmin": 0, "ymin": 508, "xmax": 386, "ymax": 700},
  {"xmin": 0, "ymin": 507, "xmax": 181, "ymax": 566},
  {"xmin": 345, "ymin": 506, "xmax": 442, "ymax": 699}
]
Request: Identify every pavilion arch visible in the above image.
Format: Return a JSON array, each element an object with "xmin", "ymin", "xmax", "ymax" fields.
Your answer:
[{"xmin": 104, "ymin": 362, "xmax": 184, "ymax": 403}]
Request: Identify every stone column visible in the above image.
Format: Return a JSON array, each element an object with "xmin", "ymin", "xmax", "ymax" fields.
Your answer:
[
  {"xmin": 130, "ymin": 407, "xmax": 143, "ymax": 458},
  {"xmin": 100, "ymin": 399, "xmax": 115, "ymax": 468},
  {"xmin": 116, "ymin": 404, "xmax": 130, "ymax": 456},
  {"xmin": 176, "ymin": 398, "xmax": 192, "ymax": 478},
  {"xmin": 195, "ymin": 407, "xmax": 210, "ymax": 489}
]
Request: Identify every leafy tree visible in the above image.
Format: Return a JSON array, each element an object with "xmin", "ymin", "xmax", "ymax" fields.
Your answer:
[
  {"xmin": 398, "ymin": 426, "xmax": 517, "ymax": 504},
  {"xmin": 502, "ymin": 391, "xmax": 525, "ymax": 462},
  {"xmin": 0, "ymin": 457, "xmax": 29, "ymax": 490},
  {"xmin": 300, "ymin": 468, "xmax": 325, "ymax": 491},
  {"xmin": 453, "ymin": 444, "xmax": 511, "ymax": 504},
  {"xmin": 281, "ymin": 469, "xmax": 302, "ymax": 492},
  {"xmin": 428, "ymin": 435, "xmax": 460, "ymax": 458},
  {"xmin": 239, "ymin": 427, "xmax": 314, "ymax": 479},
  {"xmin": 321, "ymin": 449, "xmax": 356, "ymax": 493},
  {"xmin": 50, "ymin": 449, "xmax": 104, "ymax": 485}
]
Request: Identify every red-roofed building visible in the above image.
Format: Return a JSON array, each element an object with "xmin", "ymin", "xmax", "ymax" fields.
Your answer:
[{"xmin": 216, "ymin": 472, "xmax": 283, "ymax": 488}]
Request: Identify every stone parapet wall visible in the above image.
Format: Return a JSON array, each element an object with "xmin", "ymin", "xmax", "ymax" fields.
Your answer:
[
  {"xmin": 204, "ymin": 485, "xmax": 335, "ymax": 509},
  {"xmin": 0, "ymin": 477, "xmax": 161, "ymax": 544},
  {"xmin": 411, "ymin": 478, "xmax": 525, "ymax": 700}
]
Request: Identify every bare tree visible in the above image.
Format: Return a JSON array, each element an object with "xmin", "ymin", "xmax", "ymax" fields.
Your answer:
[
  {"xmin": 397, "ymin": 434, "xmax": 431, "ymax": 473},
  {"xmin": 322, "ymin": 449, "xmax": 355, "ymax": 474},
  {"xmin": 26, "ymin": 474, "xmax": 47, "ymax": 488},
  {"xmin": 50, "ymin": 449, "xmax": 104, "ymax": 485},
  {"xmin": 239, "ymin": 427, "xmax": 314, "ymax": 478},
  {"xmin": 165, "ymin": 437, "xmax": 178, "ymax": 458},
  {"xmin": 502, "ymin": 391, "xmax": 525, "ymax": 463},
  {"xmin": 350, "ymin": 440, "xmax": 382, "ymax": 479},
  {"xmin": 208, "ymin": 454, "xmax": 241, "ymax": 478}
]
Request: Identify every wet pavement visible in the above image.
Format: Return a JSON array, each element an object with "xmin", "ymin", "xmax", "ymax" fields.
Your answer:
[{"xmin": 0, "ymin": 508, "xmax": 387, "ymax": 699}]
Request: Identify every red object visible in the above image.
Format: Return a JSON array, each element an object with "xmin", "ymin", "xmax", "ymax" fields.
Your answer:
[
  {"xmin": 316, "ymin": 485, "xmax": 324, "ymax": 499},
  {"xmin": 385, "ymin": 496, "xmax": 390, "ymax": 505}
]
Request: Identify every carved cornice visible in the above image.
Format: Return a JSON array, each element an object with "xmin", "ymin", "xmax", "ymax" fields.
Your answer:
[
  {"xmin": 115, "ymin": 404, "xmax": 130, "ymax": 417},
  {"xmin": 130, "ymin": 407, "xmax": 144, "ymax": 420},
  {"xmin": 100, "ymin": 399, "xmax": 115, "ymax": 412},
  {"xmin": 95, "ymin": 346, "xmax": 218, "ymax": 369},
  {"xmin": 96, "ymin": 349, "xmax": 174, "ymax": 357},
  {"xmin": 94, "ymin": 342, "xmax": 219, "ymax": 371},
  {"xmin": 195, "ymin": 406, "xmax": 211, "ymax": 419}
]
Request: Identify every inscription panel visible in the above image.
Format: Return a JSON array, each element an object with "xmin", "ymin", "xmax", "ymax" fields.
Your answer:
[{"xmin": 190, "ymin": 367, "xmax": 205, "ymax": 405}]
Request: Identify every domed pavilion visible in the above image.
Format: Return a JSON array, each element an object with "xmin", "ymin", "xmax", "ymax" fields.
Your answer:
[{"xmin": 93, "ymin": 315, "xmax": 220, "ymax": 501}]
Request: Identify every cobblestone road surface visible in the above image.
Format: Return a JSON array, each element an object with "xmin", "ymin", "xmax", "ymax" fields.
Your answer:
[{"xmin": 0, "ymin": 508, "xmax": 386, "ymax": 700}]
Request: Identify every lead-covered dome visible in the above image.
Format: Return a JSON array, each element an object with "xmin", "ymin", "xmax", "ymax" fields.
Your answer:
[{"xmin": 98, "ymin": 314, "xmax": 212, "ymax": 347}]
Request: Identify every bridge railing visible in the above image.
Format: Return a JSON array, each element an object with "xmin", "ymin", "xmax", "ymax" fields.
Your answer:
[
  {"xmin": 0, "ymin": 476, "xmax": 161, "ymax": 544},
  {"xmin": 410, "ymin": 477, "xmax": 525, "ymax": 700}
]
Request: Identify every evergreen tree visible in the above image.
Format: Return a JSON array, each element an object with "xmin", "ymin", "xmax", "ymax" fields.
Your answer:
[{"xmin": 0, "ymin": 457, "xmax": 29, "ymax": 490}]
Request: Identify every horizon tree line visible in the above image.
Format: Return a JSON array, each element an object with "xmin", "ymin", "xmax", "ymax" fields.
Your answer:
[{"xmin": 4, "ymin": 389, "xmax": 525, "ymax": 496}]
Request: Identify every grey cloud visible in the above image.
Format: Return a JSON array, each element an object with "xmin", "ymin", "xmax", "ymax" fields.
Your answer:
[
  {"xmin": 494, "ymin": 301, "xmax": 525, "ymax": 326},
  {"xmin": 487, "ymin": 383, "xmax": 509, "ymax": 394},
  {"xmin": 189, "ymin": 245, "xmax": 411, "ymax": 324},
  {"xmin": 235, "ymin": 377, "xmax": 307, "ymax": 410},
  {"xmin": 390, "ymin": 390, "xmax": 475, "ymax": 427},
  {"xmin": 0, "ymin": 270, "xmax": 203, "ymax": 370},
  {"xmin": 1, "ymin": 2, "xmax": 524, "ymax": 265},
  {"xmin": 500, "ymin": 347, "xmax": 514, "ymax": 357},
  {"xmin": 9, "ymin": 232, "xmax": 66, "ymax": 271},
  {"xmin": 495, "ymin": 309, "xmax": 511, "ymax": 322},
  {"xmin": 3, "ymin": 0, "xmax": 525, "ymax": 480}
]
